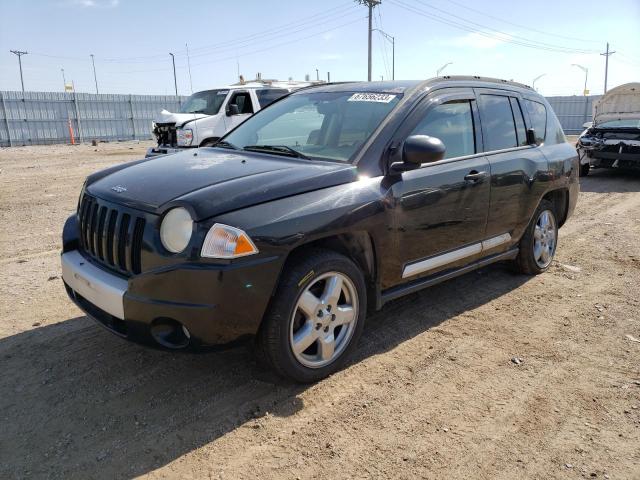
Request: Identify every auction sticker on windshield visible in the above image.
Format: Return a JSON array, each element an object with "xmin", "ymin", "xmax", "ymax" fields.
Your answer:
[{"xmin": 348, "ymin": 93, "xmax": 397, "ymax": 103}]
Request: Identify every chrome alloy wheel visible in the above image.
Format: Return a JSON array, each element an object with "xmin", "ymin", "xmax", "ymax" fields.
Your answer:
[
  {"xmin": 289, "ymin": 272, "xmax": 359, "ymax": 369},
  {"xmin": 533, "ymin": 209, "xmax": 557, "ymax": 268}
]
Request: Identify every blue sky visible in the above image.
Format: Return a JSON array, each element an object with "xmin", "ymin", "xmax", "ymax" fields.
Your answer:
[{"xmin": 1, "ymin": 0, "xmax": 639, "ymax": 96}]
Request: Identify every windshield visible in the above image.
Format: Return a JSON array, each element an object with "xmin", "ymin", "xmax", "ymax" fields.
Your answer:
[
  {"xmin": 179, "ymin": 89, "xmax": 228, "ymax": 115},
  {"xmin": 222, "ymin": 91, "xmax": 402, "ymax": 162},
  {"xmin": 596, "ymin": 119, "xmax": 640, "ymax": 129}
]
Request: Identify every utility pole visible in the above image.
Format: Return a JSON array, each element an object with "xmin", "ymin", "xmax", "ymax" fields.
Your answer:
[
  {"xmin": 90, "ymin": 54, "xmax": 99, "ymax": 94},
  {"xmin": 169, "ymin": 52, "xmax": 178, "ymax": 99},
  {"xmin": 600, "ymin": 42, "xmax": 615, "ymax": 93},
  {"xmin": 373, "ymin": 29, "xmax": 394, "ymax": 80},
  {"xmin": 327, "ymin": 72, "xmax": 331, "ymax": 83},
  {"xmin": 356, "ymin": 0, "xmax": 381, "ymax": 81},
  {"xmin": 315, "ymin": 69, "xmax": 319, "ymax": 81},
  {"xmin": 10, "ymin": 50, "xmax": 28, "ymax": 93}
]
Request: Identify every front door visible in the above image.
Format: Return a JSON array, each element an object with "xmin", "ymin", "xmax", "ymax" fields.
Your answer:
[{"xmin": 388, "ymin": 90, "xmax": 491, "ymax": 286}]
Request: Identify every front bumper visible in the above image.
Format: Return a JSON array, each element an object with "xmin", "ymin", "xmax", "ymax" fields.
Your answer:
[{"xmin": 61, "ymin": 248, "xmax": 283, "ymax": 349}]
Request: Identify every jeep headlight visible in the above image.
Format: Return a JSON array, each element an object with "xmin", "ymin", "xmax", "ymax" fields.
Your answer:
[
  {"xmin": 177, "ymin": 128, "xmax": 193, "ymax": 146},
  {"xmin": 160, "ymin": 207, "xmax": 193, "ymax": 253},
  {"xmin": 201, "ymin": 224, "xmax": 258, "ymax": 259}
]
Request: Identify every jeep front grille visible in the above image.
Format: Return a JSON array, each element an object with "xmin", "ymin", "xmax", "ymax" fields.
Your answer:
[{"xmin": 78, "ymin": 193, "xmax": 145, "ymax": 275}]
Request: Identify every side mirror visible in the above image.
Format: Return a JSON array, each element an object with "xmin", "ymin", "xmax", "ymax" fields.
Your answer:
[
  {"xmin": 389, "ymin": 135, "xmax": 446, "ymax": 174},
  {"xmin": 226, "ymin": 104, "xmax": 240, "ymax": 116},
  {"xmin": 526, "ymin": 128, "xmax": 537, "ymax": 145}
]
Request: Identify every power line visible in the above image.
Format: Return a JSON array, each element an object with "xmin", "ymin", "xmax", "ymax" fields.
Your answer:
[
  {"xmin": 439, "ymin": 0, "xmax": 601, "ymax": 44},
  {"xmin": 389, "ymin": 0, "xmax": 598, "ymax": 55}
]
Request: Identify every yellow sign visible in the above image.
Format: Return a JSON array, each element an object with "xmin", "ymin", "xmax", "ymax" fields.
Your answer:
[
  {"xmin": 583, "ymin": 89, "xmax": 590, "ymax": 95},
  {"xmin": 64, "ymin": 84, "xmax": 74, "ymax": 92}
]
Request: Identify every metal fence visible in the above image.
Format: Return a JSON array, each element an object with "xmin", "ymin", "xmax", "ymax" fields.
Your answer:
[
  {"xmin": 0, "ymin": 90, "xmax": 602, "ymax": 147},
  {"xmin": 545, "ymin": 95, "xmax": 602, "ymax": 135},
  {"xmin": 0, "ymin": 91, "xmax": 187, "ymax": 147}
]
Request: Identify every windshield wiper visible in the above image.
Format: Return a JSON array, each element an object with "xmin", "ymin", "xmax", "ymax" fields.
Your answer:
[
  {"xmin": 243, "ymin": 145, "xmax": 310, "ymax": 159},
  {"xmin": 214, "ymin": 140, "xmax": 239, "ymax": 150}
]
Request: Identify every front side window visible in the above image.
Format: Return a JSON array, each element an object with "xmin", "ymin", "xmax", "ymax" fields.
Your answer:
[
  {"xmin": 229, "ymin": 92, "xmax": 253, "ymax": 114},
  {"xmin": 179, "ymin": 90, "xmax": 228, "ymax": 115},
  {"xmin": 478, "ymin": 95, "xmax": 518, "ymax": 151},
  {"xmin": 223, "ymin": 91, "xmax": 402, "ymax": 162},
  {"xmin": 410, "ymin": 100, "xmax": 475, "ymax": 159}
]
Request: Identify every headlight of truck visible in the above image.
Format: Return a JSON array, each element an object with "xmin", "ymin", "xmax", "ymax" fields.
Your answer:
[
  {"xmin": 201, "ymin": 224, "xmax": 259, "ymax": 259},
  {"xmin": 160, "ymin": 207, "xmax": 193, "ymax": 253},
  {"xmin": 177, "ymin": 128, "xmax": 193, "ymax": 146}
]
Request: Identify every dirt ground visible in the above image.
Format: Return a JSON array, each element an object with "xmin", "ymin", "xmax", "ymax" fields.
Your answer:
[{"xmin": 0, "ymin": 139, "xmax": 639, "ymax": 480}]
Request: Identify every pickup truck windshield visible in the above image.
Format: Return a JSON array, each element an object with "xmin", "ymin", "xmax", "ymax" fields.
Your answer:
[
  {"xmin": 223, "ymin": 91, "xmax": 402, "ymax": 162},
  {"xmin": 179, "ymin": 89, "xmax": 228, "ymax": 115}
]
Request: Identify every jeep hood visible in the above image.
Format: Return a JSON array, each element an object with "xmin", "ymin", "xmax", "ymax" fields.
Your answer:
[
  {"xmin": 153, "ymin": 109, "xmax": 210, "ymax": 126},
  {"xmin": 86, "ymin": 148, "xmax": 358, "ymax": 221},
  {"xmin": 594, "ymin": 82, "xmax": 640, "ymax": 125}
]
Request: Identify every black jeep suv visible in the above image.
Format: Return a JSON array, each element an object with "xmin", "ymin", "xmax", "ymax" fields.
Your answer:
[{"xmin": 62, "ymin": 76, "xmax": 579, "ymax": 382}]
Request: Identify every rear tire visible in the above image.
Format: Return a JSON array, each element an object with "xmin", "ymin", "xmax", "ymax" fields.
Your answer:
[
  {"xmin": 514, "ymin": 199, "xmax": 558, "ymax": 275},
  {"xmin": 257, "ymin": 249, "xmax": 366, "ymax": 383}
]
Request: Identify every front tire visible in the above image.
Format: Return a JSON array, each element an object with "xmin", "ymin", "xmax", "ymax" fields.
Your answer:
[
  {"xmin": 257, "ymin": 249, "xmax": 367, "ymax": 383},
  {"xmin": 514, "ymin": 199, "xmax": 558, "ymax": 275},
  {"xmin": 580, "ymin": 162, "xmax": 590, "ymax": 177}
]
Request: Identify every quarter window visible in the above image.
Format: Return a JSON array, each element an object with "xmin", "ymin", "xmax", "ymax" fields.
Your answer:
[
  {"xmin": 510, "ymin": 97, "xmax": 528, "ymax": 146},
  {"xmin": 523, "ymin": 99, "xmax": 547, "ymax": 144},
  {"xmin": 478, "ymin": 95, "xmax": 518, "ymax": 151},
  {"xmin": 410, "ymin": 100, "xmax": 475, "ymax": 159}
]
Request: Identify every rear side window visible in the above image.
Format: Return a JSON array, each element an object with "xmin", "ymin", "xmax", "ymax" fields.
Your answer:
[
  {"xmin": 478, "ymin": 95, "xmax": 518, "ymax": 151},
  {"xmin": 523, "ymin": 99, "xmax": 547, "ymax": 144},
  {"xmin": 509, "ymin": 98, "xmax": 528, "ymax": 146},
  {"xmin": 256, "ymin": 89, "xmax": 289, "ymax": 108},
  {"xmin": 410, "ymin": 100, "xmax": 475, "ymax": 159}
]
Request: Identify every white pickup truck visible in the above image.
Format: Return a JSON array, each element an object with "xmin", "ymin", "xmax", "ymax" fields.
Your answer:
[{"xmin": 147, "ymin": 84, "xmax": 291, "ymax": 158}]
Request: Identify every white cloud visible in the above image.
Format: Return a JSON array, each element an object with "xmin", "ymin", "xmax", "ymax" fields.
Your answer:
[
  {"xmin": 67, "ymin": 0, "xmax": 119, "ymax": 7},
  {"xmin": 452, "ymin": 32, "xmax": 511, "ymax": 49}
]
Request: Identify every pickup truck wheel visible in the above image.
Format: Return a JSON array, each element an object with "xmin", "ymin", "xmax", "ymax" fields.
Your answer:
[
  {"xmin": 580, "ymin": 163, "xmax": 590, "ymax": 177},
  {"xmin": 514, "ymin": 199, "xmax": 558, "ymax": 275},
  {"xmin": 258, "ymin": 249, "xmax": 366, "ymax": 383}
]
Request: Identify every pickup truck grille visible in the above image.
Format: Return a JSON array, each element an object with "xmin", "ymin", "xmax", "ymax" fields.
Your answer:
[{"xmin": 78, "ymin": 193, "xmax": 145, "ymax": 276}]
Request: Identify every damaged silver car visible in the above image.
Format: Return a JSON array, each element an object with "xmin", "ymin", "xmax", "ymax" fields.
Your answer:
[{"xmin": 577, "ymin": 82, "xmax": 640, "ymax": 176}]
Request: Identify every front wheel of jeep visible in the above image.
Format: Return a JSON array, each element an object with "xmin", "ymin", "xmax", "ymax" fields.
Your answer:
[{"xmin": 257, "ymin": 249, "xmax": 367, "ymax": 383}]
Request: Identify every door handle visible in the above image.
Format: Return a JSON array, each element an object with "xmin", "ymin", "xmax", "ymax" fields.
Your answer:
[{"xmin": 464, "ymin": 170, "xmax": 488, "ymax": 182}]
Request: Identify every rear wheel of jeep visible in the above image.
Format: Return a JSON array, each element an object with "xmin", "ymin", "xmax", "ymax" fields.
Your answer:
[
  {"xmin": 514, "ymin": 199, "xmax": 558, "ymax": 275},
  {"xmin": 258, "ymin": 249, "xmax": 366, "ymax": 383}
]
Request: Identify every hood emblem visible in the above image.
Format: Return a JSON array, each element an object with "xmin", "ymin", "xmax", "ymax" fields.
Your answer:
[{"xmin": 111, "ymin": 185, "xmax": 127, "ymax": 193}]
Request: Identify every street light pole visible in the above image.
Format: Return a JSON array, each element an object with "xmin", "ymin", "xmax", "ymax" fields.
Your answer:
[
  {"xmin": 372, "ymin": 28, "xmax": 395, "ymax": 80},
  {"xmin": 10, "ymin": 50, "xmax": 28, "ymax": 93},
  {"xmin": 169, "ymin": 53, "xmax": 178, "ymax": 99},
  {"xmin": 571, "ymin": 64, "xmax": 588, "ymax": 96},
  {"xmin": 436, "ymin": 62, "xmax": 452, "ymax": 77},
  {"xmin": 90, "ymin": 54, "xmax": 99, "ymax": 94},
  {"xmin": 532, "ymin": 73, "xmax": 546, "ymax": 91},
  {"xmin": 61, "ymin": 68, "xmax": 66, "ymax": 90}
]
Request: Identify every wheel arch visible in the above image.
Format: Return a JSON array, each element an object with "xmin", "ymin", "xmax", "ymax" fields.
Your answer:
[{"xmin": 541, "ymin": 187, "xmax": 569, "ymax": 227}]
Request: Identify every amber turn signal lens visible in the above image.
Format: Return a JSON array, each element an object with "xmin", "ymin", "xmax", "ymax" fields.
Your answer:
[{"xmin": 201, "ymin": 224, "xmax": 259, "ymax": 259}]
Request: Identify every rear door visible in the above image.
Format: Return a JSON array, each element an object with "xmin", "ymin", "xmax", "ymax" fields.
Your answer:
[
  {"xmin": 475, "ymin": 89, "xmax": 548, "ymax": 246},
  {"xmin": 388, "ymin": 89, "xmax": 491, "ymax": 285}
]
